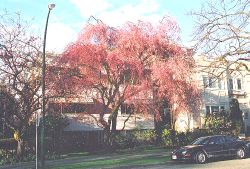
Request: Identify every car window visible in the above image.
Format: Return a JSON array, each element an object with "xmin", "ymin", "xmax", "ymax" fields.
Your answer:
[
  {"xmin": 192, "ymin": 137, "xmax": 210, "ymax": 145},
  {"xmin": 208, "ymin": 137, "xmax": 216, "ymax": 144},
  {"xmin": 224, "ymin": 136, "xmax": 237, "ymax": 143},
  {"xmin": 209, "ymin": 136, "xmax": 225, "ymax": 145}
]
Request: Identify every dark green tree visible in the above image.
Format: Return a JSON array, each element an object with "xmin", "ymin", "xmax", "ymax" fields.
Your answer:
[
  {"xmin": 230, "ymin": 98, "xmax": 243, "ymax": 121},
  {"xmin": 0, "ymin": 86, "xmax": 19, "ymax": 138},
  {"xmin": 230, "ymin": 98, "xmax": 244, "ymax": 133}
]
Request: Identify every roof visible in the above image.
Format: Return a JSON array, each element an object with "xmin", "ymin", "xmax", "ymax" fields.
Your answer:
[{"xmin": 64, "ymin": 117, "xmax": 103, "ymax": 131}]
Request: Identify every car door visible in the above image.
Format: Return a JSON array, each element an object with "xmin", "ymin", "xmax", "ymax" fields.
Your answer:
[
  {"xmin": 204, "ymin": 136, "xmax": 226, "ymax": 157},
  {"xmin": 224, "ymin": 136, "xmax": 238, "ymax": 155}
]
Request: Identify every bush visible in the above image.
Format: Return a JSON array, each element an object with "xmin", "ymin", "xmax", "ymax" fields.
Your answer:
[
  {"xmin": 0, "ymin": 149, "xmax": 16, "ymax": 165},
  {"xmin": 176, "ymin": 132, "xmax": 186, "ymax": 146},
  {"xmin": 161, "ymin": 128, "xmax": 211, "ymax": 147},
  {"xmin": 205, "ymin": 111, "xmax": 243, "ymax": 136},
  {"xmin": 231, "ymin": 121, "xmax": 243, "ymax": 136},
  {"xmin": 133, "ymin": 130, "xmax": 156, "ymax": 145},
  {"xmin": 0, "ymin": 138, "xmax": 17, "ymax": 150},
  {"xmin": 113, "ymin": 132, "xmax": 137, "ymax": 149},
  {"xmin": 112, "ymin": 129, "xmax": 157, "ymax": 149},
  {"xmin": 161, "ymin": 129, "xmax": 177, "ymax": 147},
  {"xmin": 186, "ymin": 129, "xmax": 211, "ymax": 144},
  {"xmin": 0, "ymin": 138, "xmax": 37, "ymax": 165}
]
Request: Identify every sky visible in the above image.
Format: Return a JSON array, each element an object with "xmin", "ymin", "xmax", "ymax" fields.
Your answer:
[{"xmin": 1, "ymin": 0, "xmax": 206, "ymax": 53}]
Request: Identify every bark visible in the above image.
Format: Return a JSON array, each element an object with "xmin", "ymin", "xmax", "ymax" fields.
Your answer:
[
  {"xmin": 16, "ymin": 138, "xmax": 24, "ymax": 161},
  {"xmin": 103, "ymin": 126, "xmax": 112, "ymax": 150},
  {"xmin": 111, "ymin": 112, "xmax": 118, "ymax": 132}
]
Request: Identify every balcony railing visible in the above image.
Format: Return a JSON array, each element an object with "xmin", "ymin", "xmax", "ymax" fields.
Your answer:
[{"xmin": 228, "ymin": 89, "xmax": 247, "ymax": 96}]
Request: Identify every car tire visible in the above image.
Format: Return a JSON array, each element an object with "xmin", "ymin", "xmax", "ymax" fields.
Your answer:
[
  {"xmin": 194, "ymin": 151, "xmax": 207, "ymax": 164},
  {"xmin": 236, "ymin": 148, "xmax": 246, "ymax": 159}
]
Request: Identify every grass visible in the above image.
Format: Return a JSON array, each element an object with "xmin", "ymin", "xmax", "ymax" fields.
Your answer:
[
  {"xmin": 57, "ymin": 145, "xmax": 167, "ymax": 159},
  {"xmin": 49, "ymin": 155, "xmax": 170, "ymax": 169},
  {"xmin": 48, "ymin": 146, "xmax": 171, "ymax": 169}
]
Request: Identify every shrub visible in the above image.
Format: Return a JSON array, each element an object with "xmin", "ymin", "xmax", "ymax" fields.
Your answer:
[
  {"xmin": 161, "ymin": 128, "xmax": 212, "ymax": 147},
  {"xmin": 176, "ymin": 132, "xmax": 186, "ymax": 146},
  {"xmin": 161, "ymin": 129, "xmax": 176, "ymax": 147},
  {"xmin": 0, "ymin": 149, "xmax": 16, "ymax": 165},
  {"xmin": 0, "ymin": 138, "xmax": 37, "ymax": 164},
  {"xmin": 113, "ymin": 132, "xmax": 137, "ymax": 149},
  {"xmin": 0, "ymin": 138, "xmax": 17, "ymax": 150},
  {"xmin": 186, "ymin": 129, "xmax": 211, "ymax": 144},
  {"xmin": 133, "ymin": 130, "xmax": 156, "ymax": 145},
  {"xmin": 112, "ymin": 129, "xmax": 157, "ymax": 149},
  {"xmin": 204, "ymin": 111, "xmax": 243, "ymax": 136},
  {"xmin": 231, "ymin": 121, "xmax": 243, "ymax": 136}
]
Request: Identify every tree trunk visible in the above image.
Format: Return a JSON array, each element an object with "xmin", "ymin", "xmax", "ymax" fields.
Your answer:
[
  {"xmin": 103, "ymin": 108, "xmax": 119, "ymax": 150},
  {"xmin": 17, "ymin": 138, "xmax": 24, "ymax": 161},
  {"xmin": 111, "ymin": 112, "xmax": 118, "ymax": 132},
  {"xmin": 103, "ymin": 126, "xmax": 113, "ymax": 151}
]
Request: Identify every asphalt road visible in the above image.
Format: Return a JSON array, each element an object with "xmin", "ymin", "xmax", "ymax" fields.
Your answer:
[{"xmin": 129, "ymin": 158, "xmax": 250, "ymax": 169}]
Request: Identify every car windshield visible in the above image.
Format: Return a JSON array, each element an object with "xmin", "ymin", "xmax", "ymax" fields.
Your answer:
[{"xmin": 192, "ymin": 137, "xmax": 210, "ymax": 145}]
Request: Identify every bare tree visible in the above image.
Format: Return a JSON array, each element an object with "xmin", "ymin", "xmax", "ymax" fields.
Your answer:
[
  {"xmin": 191, "ymin": 0, "xmax": 250, "ymax": 62},
  {"xmin": 0, "ymin": 11, "xmax": 42, "ymax": 159}
]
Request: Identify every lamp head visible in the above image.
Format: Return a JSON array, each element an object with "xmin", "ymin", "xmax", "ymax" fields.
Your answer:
[{"xmin": 48, "ymin": 4, "xmax": 55, "ymax": 10}]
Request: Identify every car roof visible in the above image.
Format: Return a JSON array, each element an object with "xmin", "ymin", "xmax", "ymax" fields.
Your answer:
[{"xmin": 200, "ymin": 135, "xmax": 232, "ymax": 139}]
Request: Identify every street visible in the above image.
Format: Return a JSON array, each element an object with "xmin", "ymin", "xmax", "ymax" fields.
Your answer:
[{"xmin": 130, "ymin": 158, "xmax": 250, "ymax": 169}]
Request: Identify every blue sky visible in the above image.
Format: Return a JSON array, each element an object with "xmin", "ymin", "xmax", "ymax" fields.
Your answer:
[{"xmin": 1, "ymin": 0, "xmax": 206, "ymax": 52}]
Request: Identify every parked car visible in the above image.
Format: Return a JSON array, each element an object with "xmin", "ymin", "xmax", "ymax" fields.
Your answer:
[{"xmin": 171, "ymin": 135, "xmax": 250, "ymax": 164}]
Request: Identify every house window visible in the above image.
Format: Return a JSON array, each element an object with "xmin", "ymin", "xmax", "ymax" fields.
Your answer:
[
  {"xmin": 218, "ymin": 79, "xmax": 223, "ymax": 89},
  {"xmin": 65, "ymin": 103, "xmax": 89, "ymax": 113},
  {"xmin": 203, "ymin": 76, "xmax": 208, "ymax": 87},
  {"xmin": 206, "ymin": 106, "xmax": 211, "ymax": 115},
  {"xmin": 203, "ymin": 76, "xmax": 221, "ymax": 89},
  {"xmin": 237, "ymin": 79, "xmax": 242, "ymax": 90},
  {"xmin": 122, "ymin": 69, "xmax": 140, "ymax": 85},
  {"xmin": 48, "ymin": 103, "xmax": 92, "ymax": 114},
  {"xmin": 121, "ymin": 104, "xmax": 134, "ymax": 114},
  {"xmin": 220, "ymin": 106, "xmax": 225, "ymax": 111},
  {"xmin": 211, "ymin": 106, "xmax": 219, "ymax": 113},
  {"xmin": 229, "ymin": 79, "xmax": 234, "ymax": 89},
  {"xmin": 205, "ymin": 105, "xmax": 225, "ymax": 116},
  {"xmin": 244, "ymin": 112, "xmax": 248, "ymax": 119},
  {"xmin": 207, "ymin": 77, "xmax": 214, "ymax": 88}
]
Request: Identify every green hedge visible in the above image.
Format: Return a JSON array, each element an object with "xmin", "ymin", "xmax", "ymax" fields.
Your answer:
[
  {"xmin": 113, "ymin": 130, "xmax": 157, "ymax": 149},
  {"xmin": 161, "ymin": 129, "xmax": 211, "ymax": 147}
]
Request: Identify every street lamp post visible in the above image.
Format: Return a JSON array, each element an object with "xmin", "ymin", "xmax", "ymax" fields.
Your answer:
[{"xmin": 40, "ymin": 3, "xmax": 55, "ymax": 168}]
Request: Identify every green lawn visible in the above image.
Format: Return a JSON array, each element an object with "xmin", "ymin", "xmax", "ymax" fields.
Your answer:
[{"xmin": 48, "ymin": 147, "xmax": 171, "ymax": 169}]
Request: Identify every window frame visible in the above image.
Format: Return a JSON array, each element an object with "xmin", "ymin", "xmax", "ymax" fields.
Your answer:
[
  {"xmin": 244, "ymin": 111, "xmax": 248, "ymax": 119},
  {"xmin": 237, "ymin": 79, "xmax": 242, "ymax": 90},
  {"xmin": 205, "ymin": 105, "xmax": 225, "ymax": 116},
  {"xmin": 120, "ymin": 103, "xmax": 134, "ymax": 115},
  {"xmin": 48, "ymin": 102, "xmax": 93, "ymax": 114},
  {"xmin": 224, "ymin": 136, "xmax": 237, "ymax": 143},
  {"xmin": 208, "ymin": 136, "xmax": 225, "ymax": 145},
  {"xmin": 203, "ymin": 76, "xmax": 223, "ymax": 89},
  {"xmin": 229, "ymin": 78, "xmax": 234, "ymax": 90}
]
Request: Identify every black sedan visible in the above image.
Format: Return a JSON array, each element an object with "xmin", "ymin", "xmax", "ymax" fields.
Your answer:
[{"xmin": 171, "ymin": 135, "xmax": 250, "ymax": 164}]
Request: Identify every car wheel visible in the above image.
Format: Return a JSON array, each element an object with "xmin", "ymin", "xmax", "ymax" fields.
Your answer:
[
  {"xmin": 194, "ymin": 151, "xmax": 207, "ymax": 164},
  {"xmin": 236, "ymin": 148, "xmax": 246, "ymax": 159}
]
